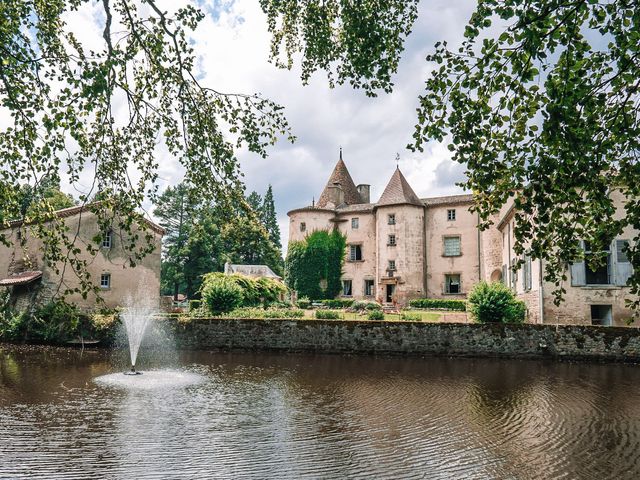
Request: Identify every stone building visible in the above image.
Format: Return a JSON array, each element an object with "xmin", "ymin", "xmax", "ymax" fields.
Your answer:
[
  {"xmin": 288, "ymin": 155, "xmax": 637, "ymax": 326},
  {"xmin": 0, "ymin": 204, "xmax": 163, "ymax": 310}
]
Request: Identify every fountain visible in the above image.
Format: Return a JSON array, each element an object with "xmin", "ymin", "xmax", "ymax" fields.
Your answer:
[{"xmin": 120, "ymin": 281, "xmax": 156, "ymax": 375}]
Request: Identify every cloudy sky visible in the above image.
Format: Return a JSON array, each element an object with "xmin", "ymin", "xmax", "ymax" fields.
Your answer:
[
  {"xmin": 30, "ymin": 0, "xmax": 477, "ymax": 250},
  {"xmin": 175, "ymin": 0, "xmax": 476, "ymax": 249}
]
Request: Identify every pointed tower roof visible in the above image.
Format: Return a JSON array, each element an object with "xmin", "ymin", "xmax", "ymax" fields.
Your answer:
[
  {"xmin": 377, "ymin": 167, "xmax": 423, "ymax": 207},
  {"xmin": 316, "ymin": 151, "xmax": 362, "ymax": 207}
]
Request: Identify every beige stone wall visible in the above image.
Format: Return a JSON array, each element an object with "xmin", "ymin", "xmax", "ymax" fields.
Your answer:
[
  {"xmin": 288, "ymin": 209, "xmax": 334, "ymax": 243},
  {"xmin": 376, "ymin": 205, "xmax": 425, "ymax": 304},
  {"xmin": 425, "ymin": 202, "xmax": 480, "ymax": 299},
  {"xmin": 335, "ymin": 211, "xmax": 377, "ymax": 298},
  {"xmin": 0, "ymin": 211, "xmax": 162, "ymax": 310}
]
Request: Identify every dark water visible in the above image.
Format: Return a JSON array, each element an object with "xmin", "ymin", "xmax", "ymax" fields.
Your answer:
[{"xmin": 1, "ymin": 345, "xmax": 640, "ymax": 479}]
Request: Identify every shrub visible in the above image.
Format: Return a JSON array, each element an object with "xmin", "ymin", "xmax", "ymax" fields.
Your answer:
[
  {"xmin": 315, "ymin": 309, "xmax": 342, "ymax": 320},
  {"xmin": 320, "ymin": 299, "xmax": 354, "ymax": 309},
  {"xmin": 222, "ymin": 307, "xmax": 305, "ymax": 319},
  {"xmin": 467, "ymin": 282, "xmax": 526, "ymax": 324},
  {"xmin": 353, "ymin": 301, "xmax": 382, "ymax": 311},
  {"xmin": 401, "ymin": 312, "xmax": 421, "ymax": 321},
  {"xmin": 296, "ymin": 296, "xmax": 311, "ymax": 309},
  {"xmin": 408, "ymin": 298, "xmax": 466, "ymax": 311},
  {"xmin": 367, "ymin": 310, "xmax": 385, "ymax": 320},
  {"xmin": 201, "ymin": 273, "xmax": 244, "ymax": 314}
]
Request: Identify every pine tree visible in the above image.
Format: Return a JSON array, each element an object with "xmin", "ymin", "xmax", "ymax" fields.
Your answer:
[
  {"xmin": 246, "ymin": 191, "xmax": 263, "ymax": 215},
  {"xmin": 261, "ymin": 185, "xmax": 282, "ymax": 251}
]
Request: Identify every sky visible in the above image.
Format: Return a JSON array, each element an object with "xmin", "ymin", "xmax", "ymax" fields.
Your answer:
[
  {"xmin": 5, "ymin": 0, "xmax": 477, "ymax": 252},
  {"xmin": 174, "ymin": 0, "xmax": 476, "ymax": 250}
]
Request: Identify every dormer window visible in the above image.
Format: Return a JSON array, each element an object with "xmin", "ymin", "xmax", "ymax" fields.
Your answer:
[{"xmin": 102, "ymin": 230, "xmax": 113, "ymax": 249}]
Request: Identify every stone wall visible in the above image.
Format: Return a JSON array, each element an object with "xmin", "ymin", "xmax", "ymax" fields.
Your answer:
[{"xmin": 168, "ymin": 318, "xmax": 640, "ymax": 362}]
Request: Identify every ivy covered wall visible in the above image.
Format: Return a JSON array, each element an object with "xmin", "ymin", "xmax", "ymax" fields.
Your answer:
[{"xmin": 285, "ymin": 230, "xmax": 346, "ymax": 300}]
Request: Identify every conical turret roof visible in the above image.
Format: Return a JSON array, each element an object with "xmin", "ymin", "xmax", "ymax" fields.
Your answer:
[
  {"xmin": 377, "ymin": 167, "xmax": 423, "ymax": 207},
  {"xmin": 317, "ymin": 154, "xmax": 362, "ymax": 207}
]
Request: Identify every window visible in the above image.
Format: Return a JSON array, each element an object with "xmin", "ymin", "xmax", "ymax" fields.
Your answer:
[
  {"xmin": 447, "ymin": 209, "xmax": 456, "ymax": 221},
  {"xmin": 349, "ymin": 244, "xmax": 362, "ymax": 261},
  {"xmin": 388, "ymin": 234, "xmax": 396, "ymax": 246},
  {"xmin": 571, "ymin": 239, "xmax": 633, "ymax": 287},
  {"xmin": 388, "ymin": 260, "xmax": 396, "ymax": 271},
  {"xmin": 510, "ymin": 258, "xmax": 518, "ymax": 290},
  {"xmin": 300, "ymin": 222, "xmax": 306, "ymax": 232},
  {"xmin": 102, "ymin": 230, "xmax": 113, "ymax": 249},
  {"xmin": 100, "ymin": 273, "xmax": 111, "ymax": 289},
  {"xmin": 351, "ymin": 218, "xmax": 359, "ymax": 229},
  {"xmin": 591, "ymin": 305, "xmax": 612, "ymax": 326},
  {"xmin": 342, "ymin": 280, "xmax": 353, "ymax": 296},
  {"xmin": 523, "ymin": 255, "xmax": 532, "ymax": 291},
  {"xmin": 502, "ymin": 265, "xmax": 507, "ymax": 285},
  {"xmin": 585, "ymin": 241, "xmax": 611, "ymax": 285},
  {"xmin": 445, "ymin": 274, "xmax": 461, "ymax": 294},
  {"xmin": 364, "ymin": 279, "xmax": 375, "ymax": 296},
  {"xmin": 388, "ymin": 214, "xmax": 396, "ymax": 225},
  {"xmin": 443, "ymin": 236, "xmax": 461, "ymax": 256}
]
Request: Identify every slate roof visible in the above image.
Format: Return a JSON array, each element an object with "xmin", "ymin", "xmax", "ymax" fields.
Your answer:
[
  {"xmin": 317, "ymin": 157, "xmax": 362, "ymax": 207},
  {"xmin": 224, "ymin": 263, "xmax": 282, "ymax": 280},
  {"xmin": 377, "ymin": 168, "xmax": 423, "ymax": 207},
  {"xmin": 0, "ymin": 270, "xmax": 43, "ymax": 286},
  {"xmin": 421, "ymin": 194, "xmax": 474, "ymax": 207}
]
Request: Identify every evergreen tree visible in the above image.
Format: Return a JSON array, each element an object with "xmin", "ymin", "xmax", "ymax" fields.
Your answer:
[
  {"xmin": 246, "ymin": 191, "xmax": 263, "ymax": 215},
  {"xmin": 261, "ymin": 185, "xmax": 282, "ymax": 251}
]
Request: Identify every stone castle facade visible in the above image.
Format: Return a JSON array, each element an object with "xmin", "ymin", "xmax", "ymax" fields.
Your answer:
[{"xmin": 288, "ymin": 155, "xmax": 637, "ymax": 327}]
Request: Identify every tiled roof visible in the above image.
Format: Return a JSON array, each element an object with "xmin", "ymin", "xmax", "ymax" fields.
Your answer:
[
  {"xmin": 3, "ymin": 203, "xmax": 164, "ymax": 235},
  {"xmin": 0, "ymin": 270, "xmax": 42, "ymax": 286},
  {"xmin": 377, "ymin": 168, "xmax": 423, "ymax": 207},
  {"xmin": 317, "ymin": 157, "xmax": 362, "ymax": 207},
  {"xmin": 421, "ymin": 194, "xmax": 474, "ymax": 207},
  {"xmin": 336, "ymin": 203, "xmax": 375, "ymax": 213}
]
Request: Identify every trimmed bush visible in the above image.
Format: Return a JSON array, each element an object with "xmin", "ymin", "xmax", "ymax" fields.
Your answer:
[
  {"xmin": 467, "ymin": 281, "xmax": 526, "ymax": 324},
  {"xmin": 401, "ymin": 312, "xmax": 422, "ymax": 321},
  {"xmin": 201, "ymin": 274, "xmax": 244, "ymax": 314},
  {"xmin": 296, "ymin": 296, "xmax": 311, "ymax": 309},
  {"xmin": 408, "ymin": 298, "xmax": 466, "ymax": 311},
  {"xmin": 367, "ymin": 310, "xmax": 385, "ymax": 320},
  {"xmin": 315, "ymin": 310, "xmax": 342, "ymax": 319},
  {"xmin": 352, "ymin": 301, "xmax": 382, "ymax": 311},
  {"xmin": 320, "ymin": 299, "xmax": 354, "ymax": 309}
]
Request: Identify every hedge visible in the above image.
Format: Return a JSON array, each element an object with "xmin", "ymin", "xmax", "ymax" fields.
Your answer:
[
  {"xmin": 320, "ymin": 299, "xmax": 354, "ymax": 309},
  {"xmin": 408, "ymin": 298, "xmax": 466, "ymax": 311}
]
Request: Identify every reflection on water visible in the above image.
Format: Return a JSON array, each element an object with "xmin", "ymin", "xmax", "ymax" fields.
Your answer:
[{"xmin": 1, "ymin": 345, "xmax": 640, "ymax": 479}]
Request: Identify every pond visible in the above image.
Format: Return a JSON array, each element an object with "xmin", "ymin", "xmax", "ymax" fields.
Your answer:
[{"xmin": 1, "ymin": 345, "xmax": 639, "ymax": 479}]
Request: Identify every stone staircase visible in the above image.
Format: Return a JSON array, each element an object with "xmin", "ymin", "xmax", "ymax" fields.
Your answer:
[{"xmin": 382, "ymin": 303, "xmax": 400, "ymax": 315}]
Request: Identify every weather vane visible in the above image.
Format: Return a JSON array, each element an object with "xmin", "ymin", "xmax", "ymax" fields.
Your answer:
[{"xmin": 395, "ymin": 152, "xmax": 400, "ymax": 167}]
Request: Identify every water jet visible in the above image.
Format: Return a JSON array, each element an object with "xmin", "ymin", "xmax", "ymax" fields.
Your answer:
[{"xmin": 123, "ymin": 365, "xmax": 142, "ymax": 375}]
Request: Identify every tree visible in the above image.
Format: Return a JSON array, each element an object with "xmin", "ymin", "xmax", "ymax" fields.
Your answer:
[
  {"xmin": 221, "ymin": 216, "xmax": 283, "ymax": 276},
  {"xmin": 153, "ymin": 183, "xmax": 198, "ymax": 299},
  {"xmin": 261, "ymin": 185, "xmax": 282, "ymax": 251},
  {"xmin": 1, "ymin": 1, "xmax": 292, "ymax": 298},
  {"xmin": 246, "ymin": 191, "xmax": 263, "ymax": 214},
  {"xmin": 261, "ymin": 1, "xmax": 640, "ymax": 310}
]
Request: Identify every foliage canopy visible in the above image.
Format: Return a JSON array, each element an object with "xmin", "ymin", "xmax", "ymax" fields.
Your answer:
[{"xmin": 261, "ymin": 0, "xmax": 640, "ymax": 309}]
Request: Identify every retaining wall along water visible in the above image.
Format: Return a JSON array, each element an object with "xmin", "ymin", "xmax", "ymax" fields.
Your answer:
[{"xmin": 166, "ymin": 318, "xmax": 640, "ymax": 362}]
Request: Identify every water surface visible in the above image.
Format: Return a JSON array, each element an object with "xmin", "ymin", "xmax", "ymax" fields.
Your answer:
[{"xmin": 1, "ymin": 345, "xmax": 639, "ymax": 479}]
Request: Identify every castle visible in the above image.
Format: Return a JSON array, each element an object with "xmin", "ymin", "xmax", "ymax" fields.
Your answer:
[{"xmin": 288, "ymin": 154, "xmax": 637, "ymax": 326}]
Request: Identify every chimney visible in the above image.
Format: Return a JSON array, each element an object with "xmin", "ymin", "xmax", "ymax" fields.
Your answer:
[{"xmin": 357, "ymin": 184, "xmax": 370, "ymax": 203}]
